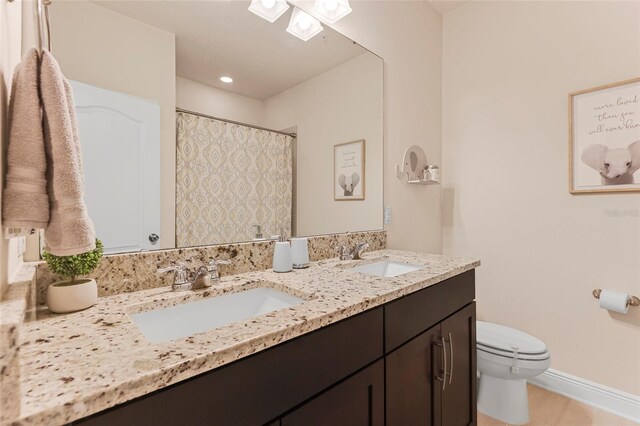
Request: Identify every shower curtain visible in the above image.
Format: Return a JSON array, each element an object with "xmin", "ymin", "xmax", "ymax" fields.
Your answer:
[{"xmin": 176, "ymin": 111, "xmax": 293, "ymax": 246}]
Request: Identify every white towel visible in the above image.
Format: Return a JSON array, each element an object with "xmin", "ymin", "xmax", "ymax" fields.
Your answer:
[
  {"xmin": 40, "ymin": 50, "xmax": 95, "ymax": 256},
  {"xmin": 2, "ymin": 48, "xmax": 49, "ymax": 228}
]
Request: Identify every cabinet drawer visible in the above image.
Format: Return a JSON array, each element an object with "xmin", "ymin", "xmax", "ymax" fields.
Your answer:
[
  {"xmin": 385, "ymin": 270, "xmax": 475, "ymax": 352},
  {"xmin": 76, "ymin": 307, "xmax": 383, "ymax": 426}
]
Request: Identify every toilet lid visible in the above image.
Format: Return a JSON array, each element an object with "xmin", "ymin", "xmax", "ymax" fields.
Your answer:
[{"xmin": 477, "ymin": 321, "xmax": 547, "ymax": 356}]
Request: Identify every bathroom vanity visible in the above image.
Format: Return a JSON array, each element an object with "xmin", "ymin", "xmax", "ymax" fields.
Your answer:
[
  {"xmin": 76, "ymin": 270, "xmax": 475, "ymax": 426},
  {"xmin": 12, "ymin": 250, "xmax": 479, "ymax": 426}
]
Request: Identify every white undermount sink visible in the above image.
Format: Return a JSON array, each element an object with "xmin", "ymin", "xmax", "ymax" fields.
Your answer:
[
  {"xmin": 351, "ymin": 261, "xmax": 423, "ymax": 278},
  {"xmin": 130, "ymin": 287, "xmax": 304, "ymax": 343}
]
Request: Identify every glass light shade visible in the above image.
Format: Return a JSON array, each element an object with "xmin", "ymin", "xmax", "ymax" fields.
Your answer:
[
  {"xmin": 248, "ymin": 0, "xmax": 290, "ymax": 23},
  {"xmin": 312, "ymin": 0, "xmax": 352, "ymax": 24},
  {"xmin": 286, "ymin": 8, "xmax": 323, "ymax": 41}
]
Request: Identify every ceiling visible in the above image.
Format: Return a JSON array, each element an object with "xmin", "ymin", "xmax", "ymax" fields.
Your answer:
[
  {"xmin": 428, "ymin": 1, "xmax": 469, "ymax": 15},
  {"xmin": 92, "ymin": 1, "xmax": 367, "ymax": 100}
]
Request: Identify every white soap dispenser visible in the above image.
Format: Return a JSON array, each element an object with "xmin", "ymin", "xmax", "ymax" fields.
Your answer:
[
  {"xmin": 272, "ymin": 232, "xmax": 293, "ymax": 273},
  {"xmin": 291, "ymin": 237, "xmax": 310, "ymax": 269}
]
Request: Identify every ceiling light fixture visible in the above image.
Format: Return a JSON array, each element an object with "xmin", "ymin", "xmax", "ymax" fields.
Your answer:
[
  {"xmin": 220, "ymin": 76, "xmax": 233, "ymax": 83},
  {"xmin": 312, "ymin": 0, "xmax": 352, "ymax": 24},
  {"xmin": 248, "ymin": 0, "xmax": 290, "ymax": 23},
  {"xmin": 286, "ymin": 7, "xmax": 323, "ymax": 42}
]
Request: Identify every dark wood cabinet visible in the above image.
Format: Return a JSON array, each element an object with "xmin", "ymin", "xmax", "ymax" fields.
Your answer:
[
  {"xmin": 281, "ymin": 360, "xmax": 384, "ymax": 426},
  {"xmin": 386, "ymin": 325, "xmax": 441, "ymax": 425},
  {"xmin": 76, "ymin": 270, "xmax": 476, "ymax": 426},
  {"xmin": 386, "ymin": 302, "xmax": 476, "ymax": 426},
  {"xmin": 441, "ymin": 303, "xmax": 476, "ymax": 426},
  {"xmin": 385, "ymin": 270, "xmax": 475, "ymax": 353}
]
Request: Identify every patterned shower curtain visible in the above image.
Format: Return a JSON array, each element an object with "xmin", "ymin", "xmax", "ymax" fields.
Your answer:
[{"xmin": 176, "ymin": 111, "xmax": 293, "ymax": 246}]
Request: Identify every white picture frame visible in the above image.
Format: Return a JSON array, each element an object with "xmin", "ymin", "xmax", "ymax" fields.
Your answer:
[
  {"xmin": 334, "ymin": 139, "xmax": 365, "ymax": 201},
  {"xmin": 569, "ymin": 77, "xmax": 640, "ymax": 194}
]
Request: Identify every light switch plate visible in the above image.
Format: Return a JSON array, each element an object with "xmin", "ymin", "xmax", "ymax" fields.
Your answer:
[
  {"xmin": 383, "ymin": 206, "xmax": 392, "ymax": 225},
  {"xmin": 17, "ymin": 237, "xmax": 26, "ymax": 256}
]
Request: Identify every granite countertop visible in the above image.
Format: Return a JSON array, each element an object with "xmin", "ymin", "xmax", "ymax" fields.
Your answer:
[{"xmin": 11, "ymin": 250, "xmax": 479, "ymax": 425}]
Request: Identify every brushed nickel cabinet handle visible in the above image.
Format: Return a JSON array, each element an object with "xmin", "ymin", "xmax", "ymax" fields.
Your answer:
[
  {"xmin": 448, "ymin": 332, "xmax": 454, "ymax": 385},
  {"xmin": 434, "ymin": 337, "xmax": 447, "ymax": 391}
]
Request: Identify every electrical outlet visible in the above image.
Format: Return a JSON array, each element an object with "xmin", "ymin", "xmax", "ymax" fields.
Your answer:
[
  {"xmin": 383, "ymin": 206, "xmax": 392, "ymax": 225},
  {"xmin": 4, "ymin": 227, "xmax": 35, "ymax": 239}
]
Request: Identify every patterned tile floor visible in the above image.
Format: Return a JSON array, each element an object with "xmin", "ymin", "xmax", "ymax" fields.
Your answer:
[{"xmin": 478, "ymin": 384, "xmax": 638, "ymax": 426}]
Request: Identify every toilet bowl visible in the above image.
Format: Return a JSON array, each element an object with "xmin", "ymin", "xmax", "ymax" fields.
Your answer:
[{"xmin": 476, "ymin": 321, "xmax": 551, "ymax": 425}]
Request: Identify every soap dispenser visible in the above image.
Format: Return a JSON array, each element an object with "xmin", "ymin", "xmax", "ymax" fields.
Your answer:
[{"xmin": 272, "ymin": 232, "xmax": 293, "ymax": 273}]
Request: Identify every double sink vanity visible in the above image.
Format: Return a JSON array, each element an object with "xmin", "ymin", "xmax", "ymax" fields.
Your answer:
[
  {"xmin": 14, "ymin": 249, "xmax": 479, "ymax": 426},
  {"xmin": 0, "ymin": 2, "xmax": 482, "ymax": 425}
]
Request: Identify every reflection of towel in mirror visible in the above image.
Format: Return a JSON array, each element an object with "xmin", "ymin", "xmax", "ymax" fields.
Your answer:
[
  {"xmin": 40, "ymin": 50, "xmax": 95, "ymax": 256},
  {"xmin": 2, "ymin": 48, "xmax": 50, "ymax": 229}
]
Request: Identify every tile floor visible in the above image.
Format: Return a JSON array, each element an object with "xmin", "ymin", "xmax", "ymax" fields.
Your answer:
[{"xmin": 477, "ymin": 384, "xmax": 638, "ymax": 426}]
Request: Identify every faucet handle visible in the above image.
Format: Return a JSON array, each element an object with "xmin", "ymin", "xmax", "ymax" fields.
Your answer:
[
  {"xmin": 157, "ymin": 262, "xmax": 188, "ymax": 284},
  {"xmin": 200, "ymin": 259, "xmax": 231, "ymax": 273},
  {"xmin": 352, "ymin": 242, "xmax": 369, "ymax": 260},
  {"xmin": 196, "ymin": 259, "xmax": 232, "ymax": 286},
  {"xmin": 336, "ymin": 245, "xmax": 353, "ymax": 261}
]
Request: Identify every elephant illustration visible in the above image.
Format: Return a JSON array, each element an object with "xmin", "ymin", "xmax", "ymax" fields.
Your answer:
[
  {"xmin": 395, "ymin": 145, "xmax": 428, "ymax": 182},
  {"xmin": 582, "ymin": 140, "xmax": 640, "ymax": 185},
  {"xmin": 338, "ymin": 173, "xmax": 360, "ymax": 196}
]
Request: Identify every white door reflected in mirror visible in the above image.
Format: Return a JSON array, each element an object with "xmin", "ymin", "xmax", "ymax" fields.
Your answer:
[{"xmin": 72, "ymin": 80, "xmax": 161, "ymax": 254}]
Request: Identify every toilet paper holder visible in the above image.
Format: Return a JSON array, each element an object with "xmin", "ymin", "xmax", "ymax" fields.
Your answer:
[{"xmin": 592, "ymin": 289, "xmax": 640, "ymax": 308}]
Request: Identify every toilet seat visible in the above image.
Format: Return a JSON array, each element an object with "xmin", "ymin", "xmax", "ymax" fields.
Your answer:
[
  {"xmin": 477, "ymin": 345, "xmax": 550, "ymax": 362},
  {"xmin": 477, "ymin": 321, "xmax": 549, "ymax": 361}
]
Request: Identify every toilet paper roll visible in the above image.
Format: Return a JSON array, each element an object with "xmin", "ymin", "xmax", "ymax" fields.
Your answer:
[{"xmin": 599, "ymin": 290, "xmax": 630, "ymax": 314}]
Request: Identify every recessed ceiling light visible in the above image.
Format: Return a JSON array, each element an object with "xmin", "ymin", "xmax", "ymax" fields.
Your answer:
[
  {"xmin": 286, "ymin": 8, "xmax": 323, "ymax": 42},
  {"xmin": 248, "ymin": 0, "xmax": 290, "ymax": 23},
  {"xmin": 220, "ymin": 76, "xmax": 233, "ymax": 83},
  {"xmin": 312, "ymin": 0, "xmax": 352, "ymax": 24}
]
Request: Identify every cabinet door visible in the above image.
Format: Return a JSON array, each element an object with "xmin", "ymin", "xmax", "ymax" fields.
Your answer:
[
  {"xmin": 281, "ymin": 360, "xmax": 384, "ymax": 426},
  {"xmin": 386, "ymin": 325, "xmax": 442, "ymax": 426},
  {"xmin": 440, "ymin": 302, "xmax": 477, "ymax": 426}
]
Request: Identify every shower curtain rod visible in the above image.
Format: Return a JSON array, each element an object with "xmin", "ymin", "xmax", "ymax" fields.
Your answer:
[{"xmin": 176, "ymin": 108, "xmax": 297, "ymax": 138}]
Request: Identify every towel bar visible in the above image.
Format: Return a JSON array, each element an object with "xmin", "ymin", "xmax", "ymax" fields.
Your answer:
[{"xmin": 35, "ymin": 0, "xmax": 52, "ymax": 54}]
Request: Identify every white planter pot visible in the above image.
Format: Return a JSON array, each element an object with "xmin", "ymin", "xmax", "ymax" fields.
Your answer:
[{"xmin": 46, "ymin": 279, "xmax": 98, "ymax": 314}]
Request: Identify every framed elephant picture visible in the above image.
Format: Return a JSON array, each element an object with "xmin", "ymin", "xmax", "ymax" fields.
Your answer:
[
  {"xmin": 569, "ymin": 77, "xmax": 640, "ymax": 194},
  {"xmin": 334, "ymin": 139, "xmax": 365, "ymax": 201}
]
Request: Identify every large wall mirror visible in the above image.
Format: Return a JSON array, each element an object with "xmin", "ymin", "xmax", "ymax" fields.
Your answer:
[{"xmin": 50, "ymin": 1, "xmax": 383, "ymax": 254}]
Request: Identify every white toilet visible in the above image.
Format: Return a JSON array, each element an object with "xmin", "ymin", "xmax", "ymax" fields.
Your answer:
[{"xmin": 476, "ymin": 321, "xmax": 551, "ymax": 425}]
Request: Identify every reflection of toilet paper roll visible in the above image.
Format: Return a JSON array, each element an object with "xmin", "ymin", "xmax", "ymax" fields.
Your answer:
[{"xmin": 599, "ymin": 290, "xmax": 630, "ymax": 314}]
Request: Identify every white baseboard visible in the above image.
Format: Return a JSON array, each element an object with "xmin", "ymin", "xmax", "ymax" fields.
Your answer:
[{"xmin": 528, "ymin": 369, "xmax": 640, "ymax": 424}]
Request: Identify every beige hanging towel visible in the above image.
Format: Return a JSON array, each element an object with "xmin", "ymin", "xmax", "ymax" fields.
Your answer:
[
  {"xmin": 40, "ymin": 50, "xmax": 95, "ymax": 256},
  {"xmin": 2, "ymin": 48, "xmax": 49, "ymax": 229}
]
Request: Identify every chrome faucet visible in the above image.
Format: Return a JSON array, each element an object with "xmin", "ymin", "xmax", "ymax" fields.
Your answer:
[
  {"xmin": 157, "ymin": 259, "xmax": 231, "ymax": 291},
  {"xmin": 336, "ymin": 243, "xmax": 370, "ymax": 261}
]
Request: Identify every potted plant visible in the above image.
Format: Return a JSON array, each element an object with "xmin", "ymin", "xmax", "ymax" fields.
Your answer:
[{"xmin": 43, "ymin": 239, "xmax": 103, "ymax": 314}]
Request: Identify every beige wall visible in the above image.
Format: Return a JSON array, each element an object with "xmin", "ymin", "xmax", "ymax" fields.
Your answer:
[
  {"xmin": 263, "ymin": 53, "xmax": 383, "ymax": 236},
  {"xmin": 177, "ymin": 76, "xmax": 265, "ymax": 127},
  {"xmin": 49, "ymin": 0, "xmax": 176, "ymax": 249},
  {"xmin": 328, "ymin": 1, "xmax": 444, "ymax": 252},
  {"xmin": 442, "ymin": 1, "xmax": 640, "ymax": 395},
  {"xmin": 0, "ymin": 0, "xmax": 24, "ymax": 298}
]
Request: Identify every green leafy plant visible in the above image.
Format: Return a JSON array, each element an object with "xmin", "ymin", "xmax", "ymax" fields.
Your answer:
[{"xmin": 43, "ymin": 239, "xmax": 104, "ymax": 285}]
